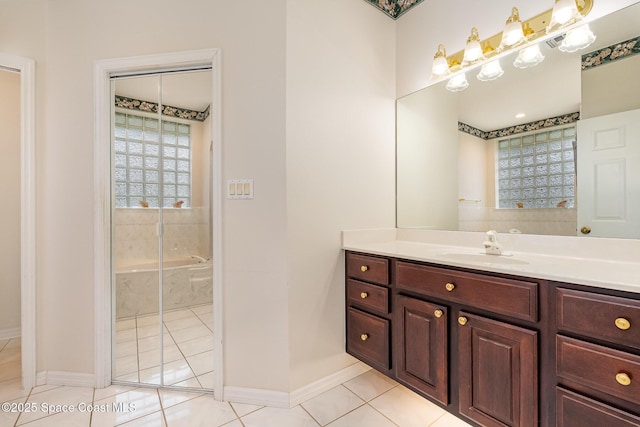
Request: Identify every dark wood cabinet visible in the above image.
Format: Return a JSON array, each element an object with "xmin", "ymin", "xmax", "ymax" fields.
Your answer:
[
  {"xmin": 555, "ymin": 286, "xmax": 640, "ymax": 421},
  {"xmin": 458, "ymin": 311, "xmax": 538, "ymax": 427},
  {"xmin": 394, "ymin": 295, "xmax": 448, "ymax": 405},
  {"xmin": 345, "ymin": 251, "xmax": 640, "ymax": 427},
  {"xmin": 345, "ymin": 253, "xmax": 392, "ymax": 374}
]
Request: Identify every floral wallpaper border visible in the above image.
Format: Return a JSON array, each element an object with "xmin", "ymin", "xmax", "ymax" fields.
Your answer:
[
  {"xmin": 582, "ymin": 36, "xmax": 640, "ymax": 71},
  {"xmin": 459, "ymin": 112, "xmax": 580, "ymax": 140},
  {"xmin": 363, "ymin": 0, "xmax": 425, "ymax": 19},
  {"xmin": 115, "ymin": 95, "xmax": 210, "ymax": 122}
]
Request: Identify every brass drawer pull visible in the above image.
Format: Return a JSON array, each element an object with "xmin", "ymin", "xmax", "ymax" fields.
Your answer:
[
  {"xmin": 360, "ymin": 265, "xmax": 369, "ymax": 272},
  {"xmin": 360, "ymin": 292, "xmax": 368, "ymax": 299},
  {"xmin": 360, "ymin": 333, "xmax": 369, "ymax": 341},
  {"xmin": 458, "ymin": 316, "xmax": 468, "ymax": 326},
  {"xmin": 616, "ymin": 372, "xmax": 631, "ymax": 386},
  {"xmin": 445, "ymin": 282, "xmax": 455, "ymax": 292},
  {"xmin": 615, "ymin": 317, "xmax": 631, "ymax": 330},
  {"xmin": 434, "ymin": 309, "xmax": 443, "ymax": 318}
]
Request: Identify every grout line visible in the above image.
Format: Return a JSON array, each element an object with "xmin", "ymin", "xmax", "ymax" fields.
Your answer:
[{"xmin": 157, "ymin": 388, "xmax": 169, "ymax": 427}]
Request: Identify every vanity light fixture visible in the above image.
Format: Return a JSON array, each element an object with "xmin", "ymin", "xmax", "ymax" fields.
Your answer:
[
  {"xmin": 445, "ymin": 73, "xmax": 469, "ymax": 92},
  {"xmin": 431, "ymin": 44, "xmax": 451, "ymax": 78},
  {"xmin": 559, "ymin": 24, "xmax": 596, "ymax": 52},
  {"xmin": 431, "ymin": 1, "xmax": 594, "ymax": 91},
  {"xmin": 513, "ymin": 44, "xmax": 545, "ymax": 68},
  {"xmin": 499, "ymin": 7, "xmax": 526, "ymax": 50},
  {"xmin": 547, "ymin": 0, "xmax": 582, "ymax": 33},
  {"xmin": 477, "ymin": 60, "xmax": 504, "ymax": 81},
  {"xmin": 462, "ymin": 27, "xmax": 485, "ymax": 66}
]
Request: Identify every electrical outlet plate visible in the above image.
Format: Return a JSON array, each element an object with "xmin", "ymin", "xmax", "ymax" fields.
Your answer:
[{"xmin": 227, "ymin": 179, "xmax": 253, "ymax": 199}]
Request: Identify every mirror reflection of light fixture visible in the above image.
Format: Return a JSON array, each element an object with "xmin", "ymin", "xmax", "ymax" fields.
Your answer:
[
  {"xmin": 547, "ymin": 0, "xmax": 582, "ymax": 33},
  {"xmin": 462, "ymin": 27, "xmax": 485, "ymax": 67},
  {"xmin": 499, "ymin": 7, "xmax": 526, "ymax": 50},
  {"xmin": 446, "ymin": 73, "xmax": 469, "ymax": 92},
  {"xmin": 431, "ymin": 44, "xmax": 450, "ymax": 78},
  {"xmin": 513, "ymin": 44, "xmax": 545, "ymax": 68},
  {"xmin": 477, "ymin": 60, "xmax": 504, "ymax": 81},
  {"xmin": 559, "ymin": 24, "xmax": 596, "ymax": 52}
]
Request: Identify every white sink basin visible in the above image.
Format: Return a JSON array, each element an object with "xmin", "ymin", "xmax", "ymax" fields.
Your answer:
[{"xmin": 436, "ymin": 252, "xmax": 530, "ymax": 265}]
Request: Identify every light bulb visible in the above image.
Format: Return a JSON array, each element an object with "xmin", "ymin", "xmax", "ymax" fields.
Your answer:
[
  {"xmin": 559, "ymin": 24, "xmax": 596, "ymax": 52},
  {"xmin": 477, "ymin": 60, "xmax": 504, "ymax": 81},
  {"xmin": 513, "ymin": 44, "xmax": 545, "ymax": 69},
  {"xmin": 446, "ymin": 73, "xmax": 469, "ymax": 92}
]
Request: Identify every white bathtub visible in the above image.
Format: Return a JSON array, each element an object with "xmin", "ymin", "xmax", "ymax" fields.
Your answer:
[{"xmin": 115, "ymin": 256, "xmax": 213, "ymax": 319}]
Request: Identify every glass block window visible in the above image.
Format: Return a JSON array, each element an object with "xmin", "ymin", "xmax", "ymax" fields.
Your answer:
[
  {"xmin": 497, "ymin": 125, "xmax": 576, "ymax": 209},
  {"xmin": 114, "ymin": 112, "xmax": 191, "ymax": 208}
]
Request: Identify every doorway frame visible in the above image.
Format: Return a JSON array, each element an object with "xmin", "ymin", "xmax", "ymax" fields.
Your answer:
[
  {"xmin": 94, "ymin": 49, "xmax": 223, "ymax": 399},
  {"xmin": 0, "ymin": 53, "xmax": 37, "ymax": 389}
]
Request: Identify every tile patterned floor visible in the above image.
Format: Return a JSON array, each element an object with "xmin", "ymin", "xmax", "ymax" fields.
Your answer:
[
  {"xmin": 114, "ymin": 305, "xmax": 215, "ymax": 388},
  {"xmin": 0, "ymin": 367, "xmax": 472, "ymax": 427},
  {"xmin": 1, "ymin": 331, "xmax": 473, "ymax": 426}
]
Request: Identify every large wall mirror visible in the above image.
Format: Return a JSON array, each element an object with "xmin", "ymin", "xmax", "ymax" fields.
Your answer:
[{"xmin": 397, "ymin": 1, "xmax": 640, "ymax": 238}]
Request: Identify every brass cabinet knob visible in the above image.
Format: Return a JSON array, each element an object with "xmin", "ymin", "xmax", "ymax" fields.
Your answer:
[
  {"xmin": 616, "ymin": 372, "xmax": 631, "ymax": 386},
  {"xmin": 360, "ymin": 265, "xmax": 369, "ymax": 272},
  {"xmin": 360, "ymin": 292, "xmax": 368, "ymax": 299},
  {"xmin": 615, "ymin": 317, "xmax": 631, "ymax": 330},
  {"xmin": 434, "ymin": 309, "xmax": 443, "ymax": 318},
  {"xmin": 445, "ymin": 282, "xmax": 455, "ymax": 292},
  {"xmin": 458, "ymin": 316, "xmax": 468, "ymax": 326},
  {"xmin": 360, "ymin": 333, "xmax": 369, "ymax": 341},
  {"xmin": 580, "ymin": 226, "xmax": 592, "ymax": 235}
]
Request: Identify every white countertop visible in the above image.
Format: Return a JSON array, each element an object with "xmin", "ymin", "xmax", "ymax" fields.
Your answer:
[{"xmin": 343, "ymin": 229, "xmax": 640, "ymax": 294}]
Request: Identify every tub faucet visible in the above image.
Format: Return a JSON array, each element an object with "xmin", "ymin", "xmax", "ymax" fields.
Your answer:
[{"xmin": 483, "ymin": 230, "xmax": 504, "ymax": 255}]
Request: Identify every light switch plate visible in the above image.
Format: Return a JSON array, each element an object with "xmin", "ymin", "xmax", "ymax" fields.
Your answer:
[{"xmin": 227, "ymin": 179, "xmax": 253, "ymax": 199}]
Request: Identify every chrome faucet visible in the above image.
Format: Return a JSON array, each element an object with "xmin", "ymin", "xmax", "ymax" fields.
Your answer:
[{"xmin": 483, "ymin": 230, "xmax": 505, "ymax": 255}]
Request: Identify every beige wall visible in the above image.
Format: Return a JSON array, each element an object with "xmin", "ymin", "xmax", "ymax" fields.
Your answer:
[
  {"xmin": 582, "ymin": 53, "xmax": 640, "ymax": 119},
  {"xmin": 0, "ymin": 0, "xmax": 396, "ymax": 394},
  {"xmin": 0, "ymin": 69, "xmax": 21, "ymax": 336},
  {"xmin": 286, "ymin": 0, "xmax": 396, "ymax": 390},
  {"xmin": 396, "ymin": 83, "xmax": 458, "ymax": 229}
]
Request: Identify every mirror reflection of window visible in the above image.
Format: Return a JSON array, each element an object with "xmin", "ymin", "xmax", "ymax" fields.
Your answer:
[{"xmin": 496, "ymin": 125, "xmax": 576, "ymax": 209}]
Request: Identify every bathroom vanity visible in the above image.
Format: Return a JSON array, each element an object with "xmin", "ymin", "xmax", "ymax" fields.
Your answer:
[{"xmin": 344, "ymin": 230, "xmax": 640, "ymax": 427}]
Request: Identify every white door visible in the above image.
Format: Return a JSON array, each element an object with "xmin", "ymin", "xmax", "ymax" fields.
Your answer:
[{"xmin": 577, "ymin": 109, "xmax": 640, "ymax": 238}]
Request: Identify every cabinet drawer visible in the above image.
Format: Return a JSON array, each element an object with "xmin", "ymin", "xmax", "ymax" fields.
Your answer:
[
  {"xmin": 557, "ymin": 387, "xmax": 640, "ymax": 427},
  {"xmin": 347, "ymin": 279, "xmax": 389, "ymax": 315},
  {"xmin": 396, "ymin": 261, "xmax": 538, "ymax": 322},
  {"xmin": 557, "ymin": 335, "xmax": 640, "ymax": 405},
  {"xmin": 347, "ymin": 308, "xmax": 390, "ymax": 371},
  {"xmin": 557, "ymin": 288, "xmax": 640, "ymax": 350},
  {"xmin": 346, "ymin": 253, "xmax": 389, "ymax": 286}
]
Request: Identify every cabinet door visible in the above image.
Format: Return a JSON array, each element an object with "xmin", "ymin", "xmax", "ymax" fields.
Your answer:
[
  {"xmin": 458, "ymin": 312, "xmax": 538, "ymax": 427},
  {"xmin": 394, "ymin": 295, "xmax": 448, "ymax": 404}
]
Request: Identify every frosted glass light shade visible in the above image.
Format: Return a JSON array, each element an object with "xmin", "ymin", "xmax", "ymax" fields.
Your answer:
[
  {"xmin": 446, "ymin": 73, "xmax": 469, "ymax": 92},
  {"xmin": 431, "ymin": 44, "xmax": 450, "ymax": 78},
  {"xmin": 462, "ymin": 39, "xmax": 484, "ymax": 65},
  {"xmin": 462, "ymin": 27, "xmax": 485, "ymax": 67},
  {"xmin": 559, "ymin": 24, "xmax": 596, "ymax": 52},
  {"xmin": 513, "ymin": 44, "xmax": 545, "ymax": 69},
  {"xmin": 431, "ymin": 55, "xmax": 450, "ymax": 78},
  {"xmin": 547, "ymin": 0, "xmax": 581, "ymax": 33},
  {"xmin": 499, "ymin": 7, "xmax": 526, "ymax": 50},
  {"xmin": 477, "ymin": 60, "xmax": 504, "ymax": 81}
]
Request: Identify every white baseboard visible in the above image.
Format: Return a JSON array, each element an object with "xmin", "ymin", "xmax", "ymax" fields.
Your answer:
[
  {"xmin": 0, "ymin": 327, "xmax": 21, "ymax": 340},
  {"xmin": 36, "ymin": 371, "xmax": 95, "ymax": 388},
  {"xmin": 224, "ymin": 362, "xmax": 371, "ymax": 409},
  {"xmin": 290, "ymin": 362, "xmax": 371, "ymax": 407}
]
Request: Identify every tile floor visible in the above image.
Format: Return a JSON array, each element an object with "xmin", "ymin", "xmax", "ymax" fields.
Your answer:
[
  {"xmin": 114, "ymin": 304, "xmax": 215, "ymax": 389},
  {"xmin": 2, "ymin": 324, "xmax": 474, "ymax": 427},
  {"xmin": 0, "ymin": 367, "xmax": 472, "ymax": 427}
]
